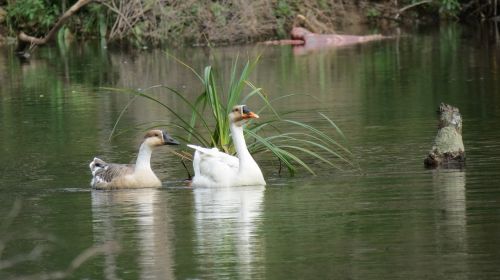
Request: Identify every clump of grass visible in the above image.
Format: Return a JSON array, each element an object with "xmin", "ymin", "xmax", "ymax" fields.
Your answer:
[{"xmin": 106, "ymin": 57, "xmax": 357, "ymax": 176}]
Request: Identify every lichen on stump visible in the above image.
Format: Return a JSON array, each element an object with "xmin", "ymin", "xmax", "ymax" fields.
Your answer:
[{"xmin": 424, "ymin": 103, "xmax": 465, "ymax": 168}]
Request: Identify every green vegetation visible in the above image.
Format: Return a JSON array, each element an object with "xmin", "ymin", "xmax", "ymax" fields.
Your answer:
[
  {"xmin": 5, "ymin": 0, "xmax": 59, "ymax": 36},
  {"xmin": 1, "ymin": 0, "xmax": 498, "ymax": 46},
  {"xmin": 107, "ymin": 57, "xmax": 357, "ymax": 175},
  {"xmin": 4, "ymin": 0, "xmax": 100, "ymax": 38},
  {"xmin": 440, "ymin": 0, "xmax": 461, "ymax": 17}
]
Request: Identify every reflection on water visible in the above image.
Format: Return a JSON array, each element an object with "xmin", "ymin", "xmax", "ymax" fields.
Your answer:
[
  {"xmin": 432, "ymin": 169, "xmax": 468, "ymax": 275},
  {"xmin": 193, "ymin": 186, "xmax": 265, "ymax": 279},
  {"xmin": 91, "ymin": 189, "xmax": 174, "ymax": 279},
  {"xmin": 432, "ymin": 169, "xmax": 467, "ymax": 248},
  {"xmin": 90, "ymin": 186, "xmax": 265, "ymax": 279}
]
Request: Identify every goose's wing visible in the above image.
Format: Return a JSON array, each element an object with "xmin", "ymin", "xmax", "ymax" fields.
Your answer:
[
  {"xmin": 187, "ymin": 145, "xmax": 239, "ymax": 169},
  {"xmin": 89, "ymin": 157, "xmax": 134, "ymax": 188},
  {"xmin": 187, "ymin": 145, "xmax": 239, "ymax": 186}
]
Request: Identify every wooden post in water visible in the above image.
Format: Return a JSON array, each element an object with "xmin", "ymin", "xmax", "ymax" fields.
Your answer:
[{"xmin": 424, "ymin": 103, "xmax": 466, "ymax": 168}]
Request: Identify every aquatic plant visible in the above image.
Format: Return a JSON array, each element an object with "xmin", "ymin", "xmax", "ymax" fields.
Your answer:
[{"xmin": 107, "ymin": 57, "xmax": 356, "ymax": 176}]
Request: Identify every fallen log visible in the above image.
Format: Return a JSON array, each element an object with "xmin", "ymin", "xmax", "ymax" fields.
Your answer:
[
  {"xmin": 291, "ymin": 27, "xmax": 386, "ymax": 47},
  {"xmin": 424, "ymin": 103, "xmax": 466, "ymax": 168},
  {"xmin": 261, "ymin": 27, "xmax": 388, "ymax": 54},
  {"xmin": 260, "ymin": 39, "xmax": 305, "ymax": 45}
]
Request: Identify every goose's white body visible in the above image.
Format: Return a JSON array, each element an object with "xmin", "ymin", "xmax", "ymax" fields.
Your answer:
[
  {"xmin": 188, "ymin": 108, "xmax": 266, "ymax": 188},
  {"xmin": 89, "ymin": 130, "xmax": 178, "ymax": 190}
]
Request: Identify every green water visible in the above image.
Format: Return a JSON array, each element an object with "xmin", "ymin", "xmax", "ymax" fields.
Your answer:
[{"xmin": 1, "ymin": 25, "xmax": 500, "ymax": 279}]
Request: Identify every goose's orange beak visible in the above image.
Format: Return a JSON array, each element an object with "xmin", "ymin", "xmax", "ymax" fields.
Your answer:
[{"xmin": 242, "ymin": 111, "xmax": 259, "ymax": 119}]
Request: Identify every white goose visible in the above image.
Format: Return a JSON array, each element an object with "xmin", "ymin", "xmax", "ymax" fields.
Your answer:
[
  {"xmin": 89, "ymin": 129, "xmax": 179, "ymax": 189},
  {"xmin": 188, "ymin": 105, "xmax": 266, "ymax": 188}
]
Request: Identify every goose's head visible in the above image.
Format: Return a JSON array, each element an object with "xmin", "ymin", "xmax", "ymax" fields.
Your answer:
[
  {"xmin": 143, "ymin": 129, "xmax": 180, "ymax": 147},
  {"xmin": 229, "ymin": 105, "xmax": 259, "ymax": 127}
]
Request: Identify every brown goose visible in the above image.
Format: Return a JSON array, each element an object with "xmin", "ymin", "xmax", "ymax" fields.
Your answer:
[{"xmin": 89, "ymin": 129, "xmax": 179, "ymax": 189}]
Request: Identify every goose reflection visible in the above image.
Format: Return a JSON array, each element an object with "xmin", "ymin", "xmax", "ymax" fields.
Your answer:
[
  {"xmin": 91, "ymin": 189, "xmax": 174, "ymax": 279},
  {"xmin": 193, "ymin": 185, "xmax": 265, "ymax": 279}
]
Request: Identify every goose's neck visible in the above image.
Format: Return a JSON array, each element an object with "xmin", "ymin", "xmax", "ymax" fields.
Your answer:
[
  {"xmin": 230, "ymin": 123, "xmax": 252, "ymax": 165},
  {"xmin": 135, "ymin": 142, "xmax": 153, "ymax": 171}
]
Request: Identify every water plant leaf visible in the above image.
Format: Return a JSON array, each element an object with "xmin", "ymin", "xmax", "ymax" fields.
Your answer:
[{"xmin": 319, "ymin": 112, "xmax": 347, "ymax": 141}]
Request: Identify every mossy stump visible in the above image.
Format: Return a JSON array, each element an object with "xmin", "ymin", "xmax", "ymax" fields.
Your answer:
[{"xmin": 424, "ymin": 103, "xmax": 465, "ymax": 168}]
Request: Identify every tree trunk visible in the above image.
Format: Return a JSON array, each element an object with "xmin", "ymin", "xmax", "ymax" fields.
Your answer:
[{"xmin": 424, "ymin": 103, "xmax": 466, "ymax": 168}]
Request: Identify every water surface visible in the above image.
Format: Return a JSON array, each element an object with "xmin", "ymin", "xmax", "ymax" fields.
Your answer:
[{"xmin": 1, "ymin": 25, "xmax": 500, "ymax": 279}]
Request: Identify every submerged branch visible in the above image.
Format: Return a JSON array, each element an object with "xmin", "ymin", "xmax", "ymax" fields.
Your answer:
[
  {"xmin": 7, "ymin": 242, "xmax": 120, "ymax": 280},
  {"xmin": 1, "ymin": 200, "xmax": 120, "ymax": 279},
  {"xmin": 0, "ymin": 245, "xmax": 45, "ymax": 270}
]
